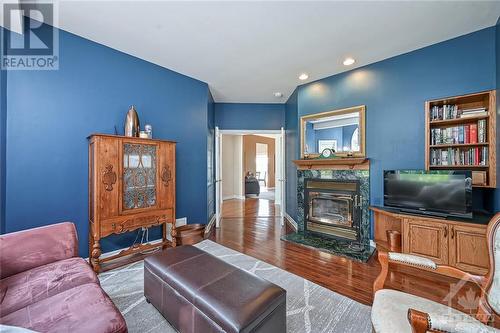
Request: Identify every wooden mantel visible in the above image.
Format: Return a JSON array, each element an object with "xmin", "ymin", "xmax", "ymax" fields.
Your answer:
[{"xmin": 293, "ymin": 158, "xmax": 369, "ymax": 170}]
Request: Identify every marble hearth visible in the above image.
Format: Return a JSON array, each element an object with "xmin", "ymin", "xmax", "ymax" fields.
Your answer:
[{"xmin": 282, "ymin": 161, "xmax": 374, "ymax": 262}]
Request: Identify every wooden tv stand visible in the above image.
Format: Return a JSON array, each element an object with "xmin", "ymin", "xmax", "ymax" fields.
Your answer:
[{"xmin": 371, "ymin": 206, "xmax": 491, "ymax": 276}]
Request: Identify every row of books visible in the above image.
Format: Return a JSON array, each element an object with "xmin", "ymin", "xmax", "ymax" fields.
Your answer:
[
  {"xmin": 430, "ymin": 104, "xmax": 459, "ymax": 120},
  {"xmin": 430, "ymin": 147, "xmax": 489, "ymax": 166},
  {"xmin": 429, "ymin": 104, "xmax": 488, "ymax": 121},
  {"xmin": 430, "ymin": 119, "xmax": 487, "ymax": 145}
]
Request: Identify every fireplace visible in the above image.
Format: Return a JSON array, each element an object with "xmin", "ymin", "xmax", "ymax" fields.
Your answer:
[{"xmin": 304, "ymin": 179, "xmax": 361, "ymax": 241}]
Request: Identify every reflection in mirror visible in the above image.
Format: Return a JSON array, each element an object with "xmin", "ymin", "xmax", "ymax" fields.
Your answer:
[{"xmin": 301, "ymin": 105, "xmax": 365, "ymax": 158}]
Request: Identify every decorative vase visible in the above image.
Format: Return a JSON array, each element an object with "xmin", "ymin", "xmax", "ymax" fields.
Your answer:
[{"xmin": 124, "ymin": 105, "xmax": 140, "ymax": 137}]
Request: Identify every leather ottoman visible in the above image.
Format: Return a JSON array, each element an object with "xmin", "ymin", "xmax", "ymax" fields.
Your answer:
[{"xmin": 144, "ymin": 245, "xmax": 286, "ymax": 333}]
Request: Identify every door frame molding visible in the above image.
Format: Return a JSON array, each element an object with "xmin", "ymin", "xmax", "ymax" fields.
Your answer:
[{"xmin": 215, "ymin": 128, "xmax": 285, "ymax": 225}]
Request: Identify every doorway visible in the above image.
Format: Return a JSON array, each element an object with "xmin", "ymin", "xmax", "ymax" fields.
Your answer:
[{"xmin": 215, "ymin": 128, "xmax": 285, "ymax": 225}]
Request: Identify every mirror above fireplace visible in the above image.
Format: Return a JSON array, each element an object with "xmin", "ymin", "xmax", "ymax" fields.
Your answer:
[{"xmin": 300, "ymin": 105, "xmax": 366, "ymax": 158}]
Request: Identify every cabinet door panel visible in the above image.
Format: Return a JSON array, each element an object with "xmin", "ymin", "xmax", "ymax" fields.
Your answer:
[
  {"xmin": 403, "ymin": 218, "xmax": 448, "ymax": 264},
  {"xmin": 158, "ymin": 142, "xmax": 175, "ymax": 210},
  {"xmin": 98, "ymin": 137, "xmax": 120, "ymax": 219},
  {"xmin": 121, "ymin": 142, "xmax": 158, "ymax": 212},
  {"xmin": 449, "ymin": 225, "xmax": 488, "ymax": 275}
]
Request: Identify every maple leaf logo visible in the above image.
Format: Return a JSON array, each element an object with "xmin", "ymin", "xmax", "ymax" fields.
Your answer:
[{"xmin": 457, "ymin": 288, "xmax": 480, "ymax": 311}]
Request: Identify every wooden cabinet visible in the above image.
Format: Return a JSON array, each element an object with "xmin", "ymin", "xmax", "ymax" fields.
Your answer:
[
  {"xmin": 89, "ymin": 134, "xmax": 176, "ymax": 272},
  {"xmin": 449, "ymin": 224, "xmax": 489, "ymax": 275},
  {"xmin": 403, "ymin": 218, "xmax": 449, "ymax": 265},
  {"xmin": 372, "ymin": 207, "xmax": 490, "ymax": 276}
]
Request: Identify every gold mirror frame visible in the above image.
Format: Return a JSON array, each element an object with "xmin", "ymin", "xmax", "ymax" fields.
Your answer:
[{"xmin": 300, "ymin": 105, "xmax": 366, "ymax": 159}]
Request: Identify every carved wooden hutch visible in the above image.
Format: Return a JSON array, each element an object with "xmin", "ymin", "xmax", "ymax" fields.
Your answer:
[{"xmin": 88, "ymin": 134, "xmax": 176, "ymax": 272}]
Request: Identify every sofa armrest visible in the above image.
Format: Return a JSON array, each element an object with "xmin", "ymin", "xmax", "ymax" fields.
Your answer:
[{"xmin": 0, "ymin": 222, "xmax": 79, "ymax": 279}]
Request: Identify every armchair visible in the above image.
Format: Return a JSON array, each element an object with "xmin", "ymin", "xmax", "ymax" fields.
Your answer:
[{"xmin": 371, "ymin": 213, "xmax": 500, "ymax": 333}]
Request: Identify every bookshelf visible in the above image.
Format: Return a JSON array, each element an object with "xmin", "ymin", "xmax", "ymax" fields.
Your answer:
[{"xmin": 425, "ymin": 90, "xmax": 497, "ymax": 188}]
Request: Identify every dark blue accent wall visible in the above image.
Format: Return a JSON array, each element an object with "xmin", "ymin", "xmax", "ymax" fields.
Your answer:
[
  {"xmin": 286, "ymin": 26, "xmax": 499, "ymax": 230},
  {"xmin": 285, "ymin": 89, "xmax": 298, "ymax": 220},
  {"xmin": 215, "ymin": 103, "xmax": 285, "ymax": 130},
  {"xmin": 4, "ymin": 26, "xmax": 211, "ymax": 257}
]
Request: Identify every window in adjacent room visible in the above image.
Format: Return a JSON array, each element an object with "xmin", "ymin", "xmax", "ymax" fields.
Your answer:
[{"xmin": 351, "ymin": 128, "xmax": 360, "ymax": 152}]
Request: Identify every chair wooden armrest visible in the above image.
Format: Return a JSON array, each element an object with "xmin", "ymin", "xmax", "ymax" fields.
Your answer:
[
  {"xmin": 373, "ymin": 251, "xmax": 485, "ymax": 293},
  {"xmin": 407, "ymin": 309, "xmax": 431, "ymax": 333}
]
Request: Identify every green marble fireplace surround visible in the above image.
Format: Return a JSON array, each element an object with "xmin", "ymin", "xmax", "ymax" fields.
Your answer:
[{"xmin": 282, "ymin": 168, "xmax": 375, "ymax": 262}]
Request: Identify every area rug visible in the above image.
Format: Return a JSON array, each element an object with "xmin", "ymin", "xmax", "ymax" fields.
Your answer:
[{"xmin": 99, "ymin": 240, "xmax": 372, "ymax": 333}]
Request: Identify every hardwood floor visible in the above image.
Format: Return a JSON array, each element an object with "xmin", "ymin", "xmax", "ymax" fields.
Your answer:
[
  {"xmin": 222, "ymin": 198, "xmax": 280, "ymax": 218},
  {"xmin": 212, "ymin": 199, "xmax": 497, "ymax": 326}
]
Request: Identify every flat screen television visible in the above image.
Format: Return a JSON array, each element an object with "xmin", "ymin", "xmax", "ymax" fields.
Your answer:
[{"xmin": 384, "ymin": 170, "xmax": 472, "ymax": 219}]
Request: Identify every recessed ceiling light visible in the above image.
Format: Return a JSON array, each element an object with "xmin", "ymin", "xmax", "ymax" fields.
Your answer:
[
  {"xmin": 273, "ymin": 92, "xmax": 283, "ymax": 98},
  {"xmin": 343, "ymin": 57, "xmax": 355, "ymax": 66},
  {"xmin": 299, "ymin": 73, "xmax": 309, "ymax": 81}
]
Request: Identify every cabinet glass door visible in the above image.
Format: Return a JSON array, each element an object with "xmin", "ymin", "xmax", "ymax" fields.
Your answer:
[{"xmin": 123, "ymin": 143, "xmax": 157, "ymax": 210}]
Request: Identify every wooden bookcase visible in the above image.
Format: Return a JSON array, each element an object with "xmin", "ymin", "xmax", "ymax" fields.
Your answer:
[{"xmin": 425, "ymin": 90, "xmax": 497, "ymax": 188}]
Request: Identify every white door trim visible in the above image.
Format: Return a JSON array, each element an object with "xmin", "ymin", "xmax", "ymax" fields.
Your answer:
[
  {"xmin": 214, "ymin": 128, "xmax": 286, "ymax": 225},
  {"xmin": 215, "ymin": 127, "xmax": 222, "ymax": 228},
  {"xmin": 279, "ymin": 127, "xmax": 286, "ymax": 218}
]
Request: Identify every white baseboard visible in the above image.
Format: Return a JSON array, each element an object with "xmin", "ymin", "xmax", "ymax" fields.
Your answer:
[
  {"xmin": 223, "ymin": 195, "xmax": 245, "ymax": 200},
  {"xmin": 284, "ymin": 213, "xmax": 298, "ymax": 232}
]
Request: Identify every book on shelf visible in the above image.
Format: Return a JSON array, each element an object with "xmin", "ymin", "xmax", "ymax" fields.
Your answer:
[
  {"xmin": 470, "ymin": 124, "xmax": 477, "ymax": 143},
  {"xmin": 430, "ymin": 146, "xmax": 488, "ymax": 166},
  {"xmin": 430, "ymin": 104, "xmax": 459, "ymax": 121},
  {"xmin": 429, "ymin": 105, "xmax": 488, "ymax": 121},
  {"xmin": 478, "ymin": 119, "xmax": 487, "ymax": 143},
  {"xmin": 460, "ymin": 111, "xmax": 488, "ymax": 118},
  {"xmin": 460, "ymin": 107, "xmax": 487, "ymax": 118},
  {"xmin": 430, "ymin": 119, "xmax": 486, "ymax": 145}
]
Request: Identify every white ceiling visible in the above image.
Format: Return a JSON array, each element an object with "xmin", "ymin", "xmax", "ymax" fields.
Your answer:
[{"xmin": 13, "ymin": 1, "xmax": 500, "ymax": 102}]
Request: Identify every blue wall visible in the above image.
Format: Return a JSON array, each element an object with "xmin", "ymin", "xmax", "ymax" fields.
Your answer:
[
  {"xmin": 286, "ymin": 26, "xmax": 498, "ymax": 226},
  {"xmin": 215, "ymin": 103, "xmax": 285, "ymax": 130},
  {"xmin": 285, "ymin": 89, "xmax": 298, "ymax": 220},
  {"xmin": 4, "ymin": 26, "xmax": 211, "ymax": 257}
]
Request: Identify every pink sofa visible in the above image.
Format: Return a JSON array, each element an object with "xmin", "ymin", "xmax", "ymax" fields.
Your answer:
[{"xmin": 0, "ymin": 222, "xmax": 127, "ymax": 333}]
